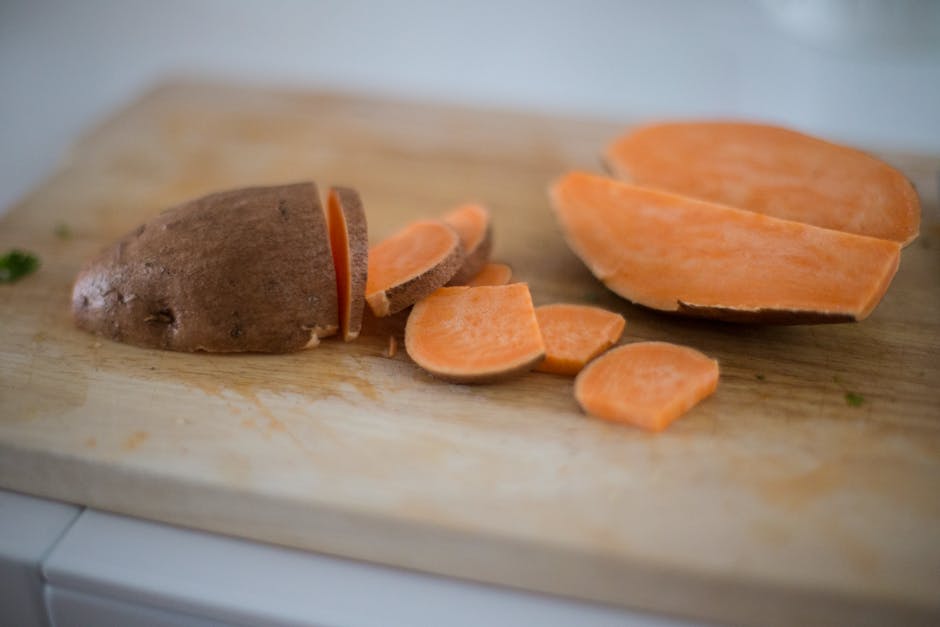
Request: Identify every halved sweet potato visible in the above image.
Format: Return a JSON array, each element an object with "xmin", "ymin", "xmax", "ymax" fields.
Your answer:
[
  {"xmin": 442, "ymin": 203, "xmax": 493, "ymax": 284},
  {"xmin": 604, "ymin": 121, "xmax": 920, "ymax": 245},
  {"xmin": 71, "ymin": 183, "xmax": 339, "ymax": 352},
  {"xmin": 550, "ymin": 172, "xmax": 901, "ymax": 323},
  {"xmin": 404, "ymin": 284, "xmax": 545, "ymax": 383},
  {"xmin": 365, "ymin": 220, "xmax": 463, "ymax": 317}
]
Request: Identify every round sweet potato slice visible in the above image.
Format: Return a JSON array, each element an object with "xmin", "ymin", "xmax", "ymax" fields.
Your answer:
[
  {"xmin": 71, "ymin": 182, "xmax": 339, "ymax": 352},
  {"xmin": 327, "ymin": 186, "xmax": 368, "ymax": 341},
  {"xmin": 365, "ymin": 220, "xmax": 463, "ymax": 317},
  {"xmin": 574, "ymin": 342, "xmax": 719, "ymax": 432},
  {"xmin": 404, "ymin": 284, "xmax": 545, "ymax": 383},
  {"xmin": 442, "ymin": 203, "xmax": 493, "ymax": 285}
]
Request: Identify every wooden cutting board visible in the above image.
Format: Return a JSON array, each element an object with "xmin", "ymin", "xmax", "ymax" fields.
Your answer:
[{"xmin": 1, "ymin": 81, "xmax": 938, "ymax": 626}]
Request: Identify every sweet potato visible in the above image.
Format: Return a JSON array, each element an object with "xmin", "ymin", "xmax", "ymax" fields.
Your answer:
[
  {"xmin": 442, "ymin": 203, "xmax": 493, "ymax": 284},
  {"xmin": 467, "ymin": 262, "xmax": 512, "ymax": 287},
  {"xmin": 365, "ymin": 220, "xmax": 463, "ymax": 317},
  {"xmin": 550, "ymin": 172, "xmax": 901, "ymax": 323},
  {"xmin": 604, "ymin": 121, "xmax": 920, "ymax": 245},
  {"xmin": 327, "ymin": 186, "xmax": 368, "ymax": 341},
  {"xmin": 534, "ymin": 304, "xmax": 625, "ymax": 375},
  {"xmin": 71, "ymin": 183, "xmax": 338, "ymax": 352},
  {"xmin": 574, "ymin": 342, "xmax": 719, "ymax": 431},
  {"xmin": 404, "ymin": 284, "xmax": 545, "ymax": 383}
]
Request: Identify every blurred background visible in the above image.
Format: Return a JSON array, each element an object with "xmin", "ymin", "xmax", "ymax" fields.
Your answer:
[{"xmin": 2, "ymin": 0, "xmax": 939, "ymax": 213}]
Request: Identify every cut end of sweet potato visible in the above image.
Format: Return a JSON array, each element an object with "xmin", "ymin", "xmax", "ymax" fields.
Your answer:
[
  {"xmin": 442, "ymin": 203, "xmax": 493, "ymax": 284},
  {"xmin": 574, "ymin": 342, "xmax": 719, "ymax": 431},
  {"xmin": 71, "ymin": 182, "xmax": 339, "ymax": 353},
  {"xmin": 365, "ymin": 220, "xmax": 463, "ymax": 317},
  {"xmin": 327, "ymin": 186, "xmax": 368, "ymax": 341},
  {"xmin": 404, "ymin": 283, "xmax": 545, "ymax": 383},
  {"xmin": 467, "ymin": 262, "xmax": 513, "ymax": 287},
  {"xmin": 534, "ymin": 304, "xmax": 625, "ymax": 375},
  {"xmin": 550, "ymin": 171, "xmax": 901, "ymax": 324},
  {"xmin": 604, "ymin": 121, "xmax": 920, "ymax": 245}
]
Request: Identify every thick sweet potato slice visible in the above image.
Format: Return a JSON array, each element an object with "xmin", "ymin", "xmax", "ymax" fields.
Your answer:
[
  {"xmin": 442, "ymin": 203, "xmax": 493, "ymax": 284},
  {"xmin": 550, "ymin": 172, "xmax": 901, "ymax": 323},
  {"xmin": 604, "ymin": 121, "xmax": 920, "ymax": 245},
  {"xmin": 467, "ymin": 262, "xmax": 512, "ymax": 287},
  {"xmin": 365, "ymin": 220, "xmax": 463, "ymax": 317},
  {"xmin": 574, "ymin": 342, "xmax": 719, "ymax": 431},
  {"xmin": 327, "ymin": 186, "xmax": 368, "ymax": 341},
  {"xmin": 534, "ymin": 304, "xmax": 625, "ymax": 375},
  {"xmin": 71, "ymin": 183, "xmax": 338, "ymax": 352},
  {"xmin": 404, "ymin": 284, "xmax": 545, "ymax": 383}
]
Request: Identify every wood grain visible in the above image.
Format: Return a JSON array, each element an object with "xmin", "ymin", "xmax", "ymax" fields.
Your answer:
[{"xmin": 1, "ymin": 81, "xmax": 938, "ymax": 626}]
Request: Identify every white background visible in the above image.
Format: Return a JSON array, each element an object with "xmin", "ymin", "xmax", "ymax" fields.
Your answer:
[{"xmin": 2, "ymin": 0, "xmax": 939, "ymax": 213}]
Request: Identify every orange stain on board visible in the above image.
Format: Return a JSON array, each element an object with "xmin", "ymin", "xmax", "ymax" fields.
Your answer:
[
  {"xmin": 123, "ymin": 430, "xmax": 149, "ymax": 451},
  {"xmin": 85, "ymin": 437, "xmax": 97, "ymax": 448}
]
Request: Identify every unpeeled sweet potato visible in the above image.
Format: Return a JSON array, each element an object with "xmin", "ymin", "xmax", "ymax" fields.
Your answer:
[{"xmin": 72, "ymin": 183, "xmax": 339, "ymax": 352}]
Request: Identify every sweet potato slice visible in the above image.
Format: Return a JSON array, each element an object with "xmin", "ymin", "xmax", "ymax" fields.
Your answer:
[
  {"xmin": 365, "ymin": 220, "xmax": 463, "ymax": 317},
  {"xmin": 534, "ymin": 304, "xmax": 625, "ymax": 375},
  {"xmin": 327, "ymin": 186, "xmax": 368, "ymax": 341},
  {"xmin": 71, "ymin": 183, "xmax": 338, "ymax": 352},
  {"xmin": 467, "ymin": 262, "xmax": 513, "ymax": 287},
  {"xmin": 442, "ymin": 203, "xmax": 493, "ymax": 284},
  {"xmin": 550, "ymin": 172, "xmax": 901, "ymax": 323},
  {"xmin": 574, "ymin": 342, "xmax": 719, "ymax": 431},
  {"xmin": 604, "ymin": 121, "xmax": 920, "ymax": 245},
  {"xmin": 404, "ymin": 284, "xmax": 545, "ymax": 383}
]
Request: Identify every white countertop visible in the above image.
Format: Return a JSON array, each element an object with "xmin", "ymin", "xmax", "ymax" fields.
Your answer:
[
  {"xmin": 2, "ymin": 0, "xmax": 939, "ymax": 215},
  {"xmin": 1, "ymin": 489, "xmax": 689, "ymax": 626}
]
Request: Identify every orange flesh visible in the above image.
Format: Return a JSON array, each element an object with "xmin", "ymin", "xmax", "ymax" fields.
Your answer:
[
  {"xmin": 443, "ymin": 203, "xmax": 489, "ymax": 253},
  {"xmin": 404, "ymin": 284, "xmax": 544, "ymax": 382},
  {"xmin": 468, "ymin": 263, "xmax": 513, "ymax": 287},
  {"xmin": 574, "ymin": 342, "xmax": 719, "ymax": 431},
  {"xmin": 327, "ymin": 191, "xmax": 352, "ymax": 340},
  {"xmin": 366, "ymin": 221, "xmax": 458, "ymax": 298},
  {"xmin": 551, "ymin": 172, "xmax": 901, "ymax": 321},
  {"xmin": 534, "ymin": 304, "xmax": 625, "ymax": 375},
  {"xmin": 605, "ymin": 121, "xmax": 920, "ymax": 244}
]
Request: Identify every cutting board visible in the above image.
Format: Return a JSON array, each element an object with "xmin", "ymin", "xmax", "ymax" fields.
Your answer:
[{"xmin": 1, "ymin": 81, "xmax": 938, "ymax": 626}]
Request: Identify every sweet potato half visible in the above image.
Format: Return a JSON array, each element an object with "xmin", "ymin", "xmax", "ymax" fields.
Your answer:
[
  {"xmin": 550, "ymin": 172, "xmax": 901, "ymax": 323},
  {"xmin": 72, "ymin": 183, "xmax": 339, "ymax": 352},
  {"xmin": 604, "ymin": 121, "xmax": 920, "ymax": 245}
]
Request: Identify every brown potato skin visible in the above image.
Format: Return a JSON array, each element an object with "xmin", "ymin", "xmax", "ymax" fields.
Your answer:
[
  {"xmin": 367, "ymin": 240, "xmax": 464, "ymax": 317},
  {"xmin": 447, "ymin": 223, "xmax": 492, "ymax": 286},
  {"xmin": 71, "ymin": 183, "xmax": 339, "ymax": 352},
  {"xmin": 676, "ymin": 302, "xmax": 855, "ymax": 324}
]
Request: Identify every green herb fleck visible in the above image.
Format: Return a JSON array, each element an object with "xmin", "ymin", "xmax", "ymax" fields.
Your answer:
[
  {"xmin": 54, "ymin": 222, "xmax": 72, "ymax": 239},
  {"xmin": 0, "ymin": 249, "xmax": 40, "ymax": 283},
  {"xmin": 755, "ymin": 373, "xmax": 765, "ymax": 381},
  {"xmin": 844, "ymin": 391, "xmax": 865, "ymax": 407},
  {"xmin": 582, "ymin": 291, "xmax": 602, "ymax": 304}
]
